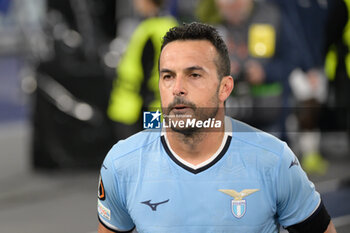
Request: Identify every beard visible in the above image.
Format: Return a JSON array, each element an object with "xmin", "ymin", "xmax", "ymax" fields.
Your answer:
[{"xmin": 162, "ymin": 94, "xmax": 219, "ymax": 136}]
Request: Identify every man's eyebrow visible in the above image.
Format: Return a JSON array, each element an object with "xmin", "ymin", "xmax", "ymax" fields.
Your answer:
[
  {"xmin": 160, "ymin": 66, "xmax": 207, "ymax": 74},
  {"xmin": 160, "ymin": 68, "xmax": 174, "ymax": 74},
  {"xmin": 185, "ymin": 66, "xmax": 206, "ymax": 73}
]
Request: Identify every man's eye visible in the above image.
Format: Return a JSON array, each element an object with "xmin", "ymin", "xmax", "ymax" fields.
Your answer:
[
  {"xmin": 191, "ymin": 73, "xmax": 201, "ymax": 78},
  {"xmin": 163, "ymin": 75, "xmax": 172, "ymax": 80}
]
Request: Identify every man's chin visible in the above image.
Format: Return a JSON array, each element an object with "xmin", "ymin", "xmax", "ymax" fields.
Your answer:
[{"xmin": 170, "ymin": 126, "xmax": 198, "ymax": 136}]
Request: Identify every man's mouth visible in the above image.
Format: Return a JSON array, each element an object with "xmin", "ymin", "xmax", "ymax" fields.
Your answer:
[
  {"xmin": 166, "ymin": 98, "xmax": 196, "ymax": 114},
  {"xmin": 173, "ymin": 105, "xmax": 189, "ymax": 110}
]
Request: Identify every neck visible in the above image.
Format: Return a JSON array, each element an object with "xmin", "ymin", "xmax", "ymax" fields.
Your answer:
[{"xmin": 165, "ymin": 112, "xmax": 226, "ymax": 166}]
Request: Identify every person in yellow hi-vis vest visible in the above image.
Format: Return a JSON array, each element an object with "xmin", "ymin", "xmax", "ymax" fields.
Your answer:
[
  {"xmin": 324, "ymin": 0, "xmax": 350, "ymax": 146},
  {"xmin": 108, "ymin": 0, "xmax": 177, "ymax": 139},
  {"xmin": 325, "ymin": 0, "xmax": 350, "ymax": 83}
]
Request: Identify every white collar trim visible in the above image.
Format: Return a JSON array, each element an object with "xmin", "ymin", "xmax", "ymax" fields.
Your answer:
[{"xmin": 162, "ymin": 116, "xmax": 232, "ymax": 170}]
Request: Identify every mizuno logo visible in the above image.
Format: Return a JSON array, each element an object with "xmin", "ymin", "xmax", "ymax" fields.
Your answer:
[
  {"xmin": 289, "ymin": 157, "xmax": 299, "ymax": 168},
  {"xmin": 141, "ymin": 199, "xmax": 169, "ymax": 211}
]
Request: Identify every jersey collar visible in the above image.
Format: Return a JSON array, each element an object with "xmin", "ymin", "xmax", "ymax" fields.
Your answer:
[{"xmin": 161, "ymin": 117, "xmax": 232, "ymax": 174}]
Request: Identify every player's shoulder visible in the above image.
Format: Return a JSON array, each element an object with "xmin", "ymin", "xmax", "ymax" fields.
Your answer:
[
  {"xmin": 231, "ymin": 118, "xmax": 285, "ymax": 151},
  {"xmin": 230, "ymin": 118, "xmax": 287, "ymax": 166},
  {"xmin": 103, "ymin": 129, "xmax": 160, "ymax": 168}
]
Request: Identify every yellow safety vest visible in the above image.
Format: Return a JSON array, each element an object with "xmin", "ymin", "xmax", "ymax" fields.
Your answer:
[
  {"xmin": 108, "ymin": 16, "xmax": 177, "ymax": 125},
  {"xmin": 325, "ymin": 0, "xmax": 350, "ymax": 80}
]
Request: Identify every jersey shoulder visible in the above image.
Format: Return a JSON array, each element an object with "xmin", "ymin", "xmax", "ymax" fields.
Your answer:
[
  {"xmin": 230, "ymin": 118, "xmax": 288, "ymax": 169},
  {"xmin": 103, "ymin": 129, "xmax": 160, "ymax": 170},
  {"xmin": 231, "ymin": 118, "xmax": 285, "ymax": 153}
]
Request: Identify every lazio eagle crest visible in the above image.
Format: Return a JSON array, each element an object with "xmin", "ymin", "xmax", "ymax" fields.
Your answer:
[{"xmin": 219, "ymin": 189, "xmax": 259, "ymax": 218}]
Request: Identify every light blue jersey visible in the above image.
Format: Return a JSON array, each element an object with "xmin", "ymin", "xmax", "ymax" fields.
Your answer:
[{"xmin": 97, "ymin": 117, "xmax": 320, "ymax": 233}]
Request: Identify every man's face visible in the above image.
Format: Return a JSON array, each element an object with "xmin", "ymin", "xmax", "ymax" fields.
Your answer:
[{"xmin": 159, "ymin": 40, "xmax": 223, "ymax": 133}]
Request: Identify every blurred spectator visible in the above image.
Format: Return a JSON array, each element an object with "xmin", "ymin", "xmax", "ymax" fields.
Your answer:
[
  {"xmin": 195, "ymin": 0, "xmax": 221, "ymax": 24},
  {"xmin": 324, "ymin": 0, "xmax": 350, "ymax": 138},
  {"xmin": 0, "ymin": 0, "xmax": 47, "ymax": 63},
  {"xmin": 167, "ymin": 0, "xmax": 199, "ymax": 22},
  {"xmin": 272, "ymin": 0, "xmax": 331, "ymax": 175},
  {"xmin": 204, "ymin": 0, "xmax": 295, "ymax": 138},
  {"xmin": 107, "ymin": 0, "xmax": 177, "ymax": 140},
  {"xmin": 0, "ymin": 0, "xmax": 45, "ymax": 123}
]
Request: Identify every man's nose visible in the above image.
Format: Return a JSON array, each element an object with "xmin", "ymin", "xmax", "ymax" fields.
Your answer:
[{"xmin": 173, "ymin": 76, "xmax": 187, "ymax": 96}]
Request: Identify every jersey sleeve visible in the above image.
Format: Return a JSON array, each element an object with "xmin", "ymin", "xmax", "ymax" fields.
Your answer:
[
  {"xmin": 276, "ymin": 144, "xmax": 321, "ymax": 227},
  {"xmin": 97, "ymin": 149, "xmax": 135, "ymax": 232}
]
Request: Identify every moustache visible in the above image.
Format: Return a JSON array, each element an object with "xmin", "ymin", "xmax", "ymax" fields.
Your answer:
[{"xmin": 167, "ymin": 97, "xmax": 196, "ymax": 111}]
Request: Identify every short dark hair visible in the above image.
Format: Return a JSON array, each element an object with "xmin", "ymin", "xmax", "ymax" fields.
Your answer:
[{"xmin": 160, "ymin": 22, "xmax": 230, "ymax": 79}]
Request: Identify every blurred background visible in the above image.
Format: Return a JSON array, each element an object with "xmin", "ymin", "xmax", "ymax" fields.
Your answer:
[{"xmin": 0, "ymin": 0, "xmax": 349, "ymax": 232}]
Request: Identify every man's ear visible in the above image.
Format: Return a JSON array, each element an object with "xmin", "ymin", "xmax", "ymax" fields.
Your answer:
[{"xmin": 218, "ymin": 75, "xmax": 234, "ymax": 102}]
